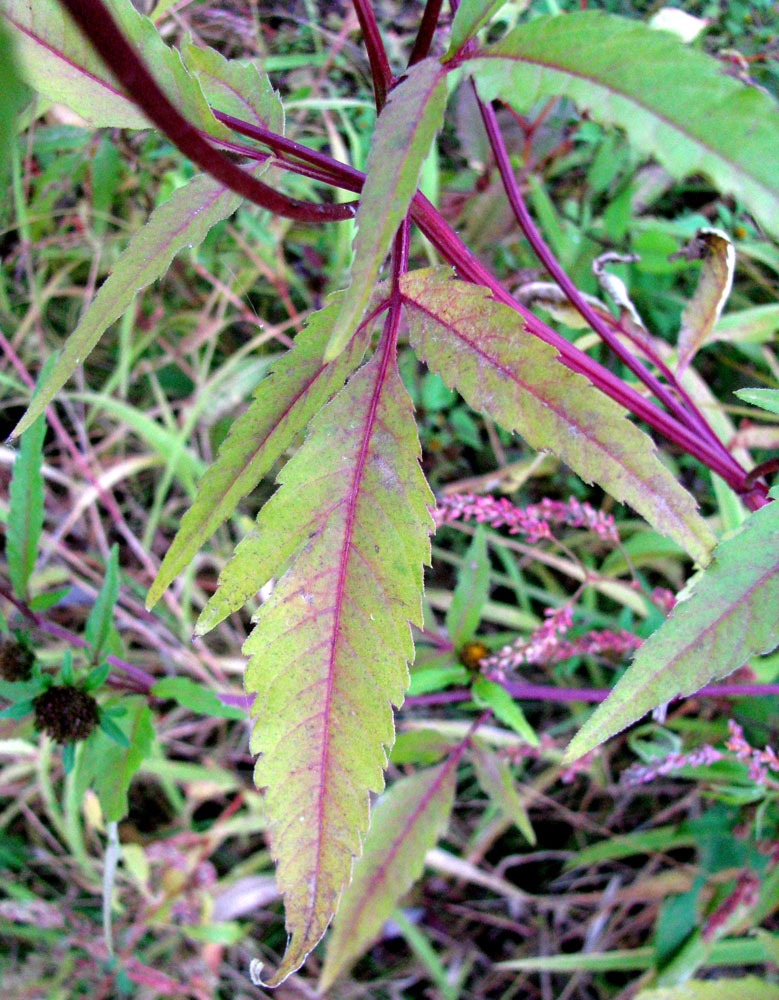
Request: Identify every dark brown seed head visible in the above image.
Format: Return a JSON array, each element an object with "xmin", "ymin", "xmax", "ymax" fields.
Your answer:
[
  {"xmin": 459, "ymin": 641, "xmax": 490, "ymax": 672},
  {"xmin": 33, "ymin": 685, "xmax": 99, "ymax": 744},
  {"xmin": 0, "ymin": 639, "xmax": 35, "ymax": 683}
]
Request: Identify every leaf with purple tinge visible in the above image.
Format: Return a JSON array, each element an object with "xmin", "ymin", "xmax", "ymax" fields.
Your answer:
[
  {"xmin": 14, "ymin": 167, "xmax": 267, "ymax": 440},
  {"xmin": 222, "ymin": 341, "xmax": 434, "ymax": 986},
  {"xmin": 149, "ymin": 295, "xmax": 370, "ymax": 611},
  {"xmin": 318, "ymin": 760, "xmax": 458, "ymax": 991},
  {"xmin": 565, "ymin": 500, "xmax": 779, "ymax": 763},
  {"xmin": 401, "ymin": 268, "xmax": 715, "ymax": 567}
]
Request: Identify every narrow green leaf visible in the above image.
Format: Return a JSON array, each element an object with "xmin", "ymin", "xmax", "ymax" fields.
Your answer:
[
  {"xmin": 148, "ymin": 296, "xmax": 370, "ymax": 610},
  {"xmin": 13, "ymin": 169, "xmax": 261, "ymax": 439},
  {"xmin": 224, "ymin": 345, "xmax": 433, "ymax": 986},
  {"xmin": 565, "ymin": 501, "xmax": 779, "ymax": 763},
  {"xmin": 471, "ymin": 741, "xmax": 535, "ymax": 844},
  {"xmin": 0, "ymin": 698, "xmax": 35, "ymax": 720},
  {"xmin": 735, "ymin": 387, "xmax": 779, "ymax": 418},
  {"xmin": 2, "ymin": 0, "xmax": 228, "ymax": 137},
  {"xmin": 447, "ymin": 0, "xmax": 510, "ymax": 55},
  {"xmin": 324, "ymin": 59, "xmax": 446, "ymax": 360},
  {"xmin": 7, "ymin": 415, "xmax": 45, "ymax": 600},
  {"xmin": 465, "ymin": 11, "xmax": 779, "ymax": 240},
  {"xmin": 636, "ymin": 980, "xmax": 779, "ymax": 1000},
  {"xmin": 0, "ymin": 19, "xmax": 29, "ymax": 183},
  {"xmin": 150, "ymin": 677, "xmax": 246, "ymax": 721},
  {"xmin": 675, "ymin": 229, "xmax": 735, "ymax": 372},
  {"xmin": 472, "ymin": 676, "xmax": 537, "ymax": 746},
  {"xmin": 713, "ymin": 304, "xmax": 779, "ymax": 347},
  {"xmin": 401, "ymin": 269, "xmax": 716, "ymax": 567},
  {"xmin": 180, "ymin": 37, "xmax": 284, "ymax": 134},
  {"xmin": 84, "ymin": 545, "xmax": 119, "ymax": 663},
  {"xmin": 98, "ymin": 713, "xmax": 130, "ymax": 748},
  {"xmin": 318, "ymin": 762, "xmax": 457, "ymax": 991},
  {"xmin": 446, "ymin": 525, "xmax": 490, "ymax": 648}
]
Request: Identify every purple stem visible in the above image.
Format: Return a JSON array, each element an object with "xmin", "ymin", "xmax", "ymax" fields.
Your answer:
[
  {"xmin": 55, "ymin": 0, "xmax": 356, "ymax": 223},
  {"xmin": 351, "ymin": 0, "xmax": 392, "ymax": 108},
  {"xmin": 404, "ymin": 679, "xmax": 779, "ymax": 708},
  {"xmin": 474, "ymin": 92, "xmax": 737, "ymax": 469},
  {"xmin": 408, "ymin": 0, "xmax": 445, "ymax": 66}
]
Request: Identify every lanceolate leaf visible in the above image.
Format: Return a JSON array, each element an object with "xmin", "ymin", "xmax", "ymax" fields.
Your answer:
[
  {"xmin": 471, "ymin": 741, "xmax": 535, "ymax": 845},
  {"xmin": 324, "ymin": 58, "xmax": 447, "ymax": 360},
  {"xmin": 448, "ymin": 0, "xmax": 510, "ymax": 55},
  {"xmin": 147, "ymin": 298, "xmax": 370, "ymax": 609},
  {"xmin": 180, "ymin": 37, "xmax": 284, "ymax": 133},
  {"xmin": 446, "ymin": 524, "xmax": 490, "ymax": 648},
  {"xmin": 2, "ymin": 0, "xmax": 228, "ymax": 136},
  {"xmin": 7, "ymin": 415, "xmax": 46, "ymax": 600},
  {"xmin": 215, "ymin": 341, "xmax": 433, "ymax": 985},
  {"xmin": 13, "ymin": 169, "xmax": 261, "ymax": 439},
  {"xmin": 565, "ymin": 500, "xmax": 779, "ymax": 763},
  {"xmin": 401, "ymin": 269, "xmax": 716, "ymax": 567},
  {"xmin": 85, "ymin": 544, "xmax": 120, "ymax": 661},
  {"xmin": 676, "ymin": 229, "xmax": 735, "ymax": 373},
  {"xmin": 318, "ymin": 761, "xmax": 457, "ymax": 991},
  {"xmin": 0, "ymin": 18, "xmax": 29, "ymax": 183},
  {"xmin": 465, "ymin": 11, "xmax": 779, "ymax": 240}
]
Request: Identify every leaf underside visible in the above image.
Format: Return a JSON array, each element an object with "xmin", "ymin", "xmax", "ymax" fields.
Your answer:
[
  {"xmin": 677, "ymin": 230, "xmax": 734, "ymax": 372},
  {"xmin": 400, "ymin": 268, "xmax": 716, "ymax": 567},
  {"xmin": 318, "ymin": 761, "xmax": 456, "ymax": 991},
  {"xmin": 210, "ymin": 341, "xmax": 433, "ymax": 986},
  {"xmin": 466, "ymin": 11, "xmax": 779, "ymax": 241},
  {"xmin": 149, "ymin": 295, "xmax": 370, "ymax": 610},
  {"xmin": 565, "ymin": 500, "xmax": 779, "ymax": 763},
  {"xmin": 2, "ymin": 0, "xmax": 227, "ymax": 137},
  {"xmin": 325, "ymin": 57, "xmax": 447, "ymax": 359}
]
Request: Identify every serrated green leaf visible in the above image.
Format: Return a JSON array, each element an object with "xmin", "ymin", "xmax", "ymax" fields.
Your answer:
[
  {"xmin": 227, "ymin": 344, "xmax": 433, "ymax": 986},
  {"xmin": 84, "ymin": 545, "xmax": 119, "ymax": 663},
  {"xmin": 735, "ymin": 387, "xmax": 779, "ymax": 418},
  {"xmin": 324, "ymin": 59, "xmax": 446, "ymax": 360},
  {"xmin": 446, "ymin": 525, "xmax": 490, "ymax": 648},
  {"xmin": 7, "ymin": 415, "xmax": 45, "ymax": 600},
  {"xmin": 472, "ymin": 676, "xmax": 537, "ymax": 746},
  {"xmin": 148, "ymin": 296, "xmax": 370, "ymax": 610},
  {"xmin": 150, "ymin": 677, "xmax": 246, "ymax": 721},
  {"xmin": 180, "ymin": 37, "xmax": 284, "ymax": 134},
  {"xmin": 565, "ymin": 501, "xmax": 779, "ymax": 763},
  {"xmin": 318, "ymin": 761, "xmax": 457, "ymax": 992},
  {"xmin": 447, "ymin": 0, "xmax": 510, "ymax": 55},
  {"xmin": 465, "ymin": 12, "xmax": 779, "ymax": 241},
  {"xmin": 2, "ymin": 0, "xmax": 228, "ymax": 136},
  {"xmin": 401, "ymin": 269, "xmax": 715, "ymax": 567},
  {"xmin": 471, "ymin": 741, "xmax": 535, "ymax": 844},
  {"xmin": 13, "ymin": 168, "xmax": 263, "ymax": 439},
  {"xmin": 676, "ymin": 230, "xmax": 735, "ymax": 372},
  {"xmin": 636, "ymin": 979, "xmax": 779, "ymax": 1000}
]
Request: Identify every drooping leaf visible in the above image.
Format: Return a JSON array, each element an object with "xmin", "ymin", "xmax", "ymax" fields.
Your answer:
[
  {"xmin": 446, "ymin": 524, "xmax": 490, "ymax": 648},
  {"xmin": 13, "ymin": 169, "xmax": 262, "ymax": 438},
  {"xmin": 147, "ymin": 297, "xmax": 370, "ymax": 609},
  {"xmin": 318, "ymin": 761, "xmax": 457, "ymax": 991},
  {"xmin": 675, "ymin": 229, "xmax": 735, "ymax": 372},
  {"xmin": 565, "ymin": 500, "xmax": 779, "ymax": 763},
  {"xmin": 180, "ymin": 37, "xmax": 284, "ymax": 134},
  {"xmin": 2, "ymin": 0, "xmax": 228, "ymax": 136},
  {"xmin": 472, "ymin": 676, "xmax": 537, "ymax": 746},
  {"xmin": 401, "ymin": 269, "xmax": 716, "ymax": 567},
  {"xmin": 635, "ymin": 980, "xmax": 779, "ymax": 1000},
  {"xmin": 470, "ymin": 741, "xmax": 535, "ymax": 844},
  {"xmin": 447, "ymin": 0, "xmax": 511, "ymax": 55},
  {"xmin": 324, "ymin": 58, "xmax": 446, "ymax": 360},
  {"xmin": 84, "ymin": 544, "xmax": 120, "ymax": 663},
  {"xmin": 216, "ymin": 343, "xmax": 433, "ymax": 986},
  {"xmin": 7, "ymin": 415, "xmax": 46, "ymax": 600},
  {"xmin": 465, "ymin": 11, "xmax": 779, "ymax": 240},
  {"xmin": 77, "ymin": 696, "xmax": 154, "ymax": 822}
]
